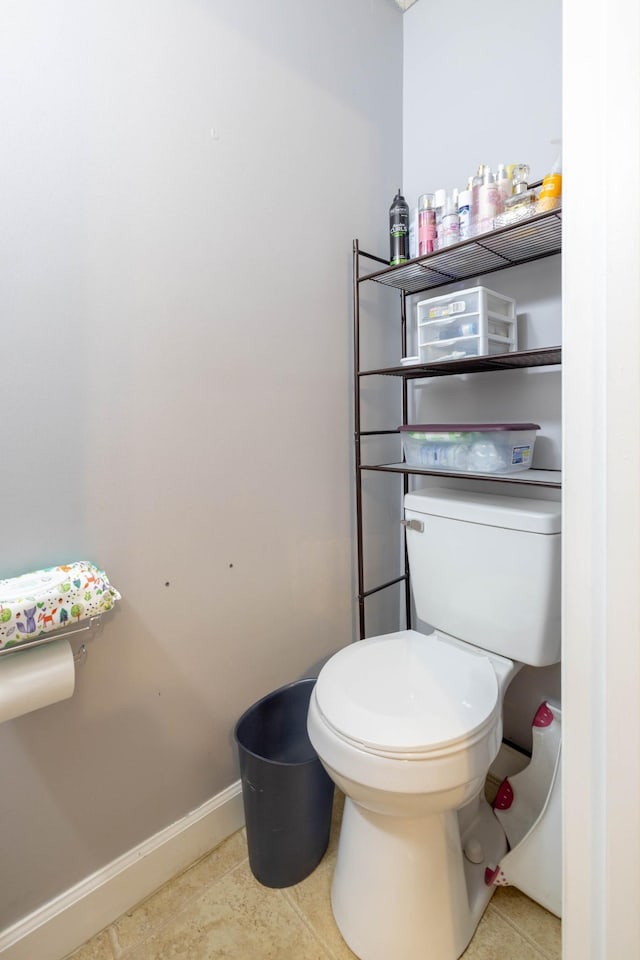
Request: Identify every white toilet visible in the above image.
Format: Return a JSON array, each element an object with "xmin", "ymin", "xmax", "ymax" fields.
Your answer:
[{"xmin": 307, "ymin": 487, "xmax": 561, "ymax": 960}]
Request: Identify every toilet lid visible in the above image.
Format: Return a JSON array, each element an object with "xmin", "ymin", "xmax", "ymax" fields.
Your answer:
[{"xmin": 315, "ymin": 631, "xmax": 499, "ymax": 754}]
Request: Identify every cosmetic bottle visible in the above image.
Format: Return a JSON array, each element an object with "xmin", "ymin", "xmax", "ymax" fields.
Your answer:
[
  {"xmin": 389, "ymin": 188, "xmax": 410, "ymax": 265},
  {"xmin": 417, "ymin": 193, "xmax": 437, "ymax": 256},
  {"xmin": 495, "ymin": 164, "xmax": 512, "ymax": 211},
  {"xmin": 494, "ymin": 164, "xmax": 537, "ymax": 226},
  {"xmin": 434, "ymin": 189, "xmax": 446, "ymax": 230},
  {"xmin": 433, "ymin": 188, "xmax": 447, "ymax": 249},
  {"xmin": 471, "ymin": 164, "xmax": 488, "ymax": 230},
  {"xmin": 409, "ymin": 206, "xmax": 418, "ymax": 259},
  {"xmin": 458, "ymin": 188, "xmax": 472, "ymax": 241},
  {"xmin": 537, "ymin": 153, "xmax": 562, "ymax": 212},
  {"xmin": 440, "ymin": 193, "xmax": 460, "ymax": 247},
  {"xmin": 477, "ymin": 168, "xmax": 499, "ymax": 233}
]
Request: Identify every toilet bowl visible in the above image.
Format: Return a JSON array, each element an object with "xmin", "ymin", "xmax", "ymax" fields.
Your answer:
[
  {"xmin": 307, "ymin": 487, "xmax": 562, "ymax": 960},
  {"xmin": 308, "ymin": 628, "xmax": 519, "ymax": 960}
]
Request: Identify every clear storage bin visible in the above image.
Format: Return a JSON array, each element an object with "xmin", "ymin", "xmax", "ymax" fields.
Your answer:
[
  {"xmin": 399, "ymin": 422, "xmax": 540, "ymax": 474},
  {"xmin": 420, "ymin": 337, "xmax": 512, "ymax": 364},
  {"xmin": 416, "ymin": 286, "xmax": 517, "ymax": 364}
]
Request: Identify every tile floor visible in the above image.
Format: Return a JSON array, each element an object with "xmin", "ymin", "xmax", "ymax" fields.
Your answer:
[{"xmin": 65, "ymin": 794, "xmax": 561, "ymax": 960}]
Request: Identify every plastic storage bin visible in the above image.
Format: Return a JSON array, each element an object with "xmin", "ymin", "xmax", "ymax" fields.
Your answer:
[
  {"xmin": 416, "ymin": 286, "xmax": 517, "ymax": 363},
  {"xmin": 234, "ymin": 679, "xmax": 334, "ymax": 888},
  {"xmin": 420, "ymin": 337, "xmax": 510, "ymax": 364},
  {"xmin": 399, "ymin": 422, "xmax": 540, "ymax": 474}
]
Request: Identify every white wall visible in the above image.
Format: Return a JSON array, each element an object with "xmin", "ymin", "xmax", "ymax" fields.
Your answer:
[
  {"xmin": 403, "ymin": 0, "xmax": 561, "ymax": 198},
  {"xmin": 0, "ymin": 0, "xmax": 402, "ymax": 931},
  {"xmin": 403, "ymin": 0, "xmax": 562, "ymax": 749}
]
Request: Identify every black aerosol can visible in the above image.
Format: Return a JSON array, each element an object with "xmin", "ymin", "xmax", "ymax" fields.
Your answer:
[{"xmin": 389, "ymin": 188, "xmax": 410, "ymax": 265}]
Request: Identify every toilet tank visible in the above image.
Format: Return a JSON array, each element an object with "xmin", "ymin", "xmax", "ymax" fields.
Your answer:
[{"xmin": 403, "ymin": 487, "xmax": 561, "ymax": 666}]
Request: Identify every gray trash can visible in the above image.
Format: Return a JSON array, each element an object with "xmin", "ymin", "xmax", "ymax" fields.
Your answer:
[{"xmin": 234, "ymin": 678, "xmax": 334, "ymax": 888}]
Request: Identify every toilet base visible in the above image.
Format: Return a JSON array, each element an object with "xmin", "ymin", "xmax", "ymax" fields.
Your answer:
[{"xmin": 331, "ymin": 793, "xmax": 507, "ymax": 960}]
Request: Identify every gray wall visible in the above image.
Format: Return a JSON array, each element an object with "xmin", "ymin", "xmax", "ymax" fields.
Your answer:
[
  {"xmin": 0, "ymin": 0, "xmax": 402, "ymax": 929},
  {"xmin": 402, "ymin": 0, "xmax": 563, "ymax": 749}
]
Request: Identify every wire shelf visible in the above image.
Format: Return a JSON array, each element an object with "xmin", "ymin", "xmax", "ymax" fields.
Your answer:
[
  {"xmin": 359, "ymin": 208, "xmax": 562, "ymax": 295},
  {"xmin": 360, "ymin": 346, "xmax": 561, "ymax": 379},
  {"xmin": 360, "ymin": 464, "xmax": 562, "ymax": 489}
]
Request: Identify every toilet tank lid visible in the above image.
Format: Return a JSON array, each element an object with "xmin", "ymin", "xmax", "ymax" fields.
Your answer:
[{"xmin": 404, "ymin": 487, "xmax": 561, "ymax": 534}]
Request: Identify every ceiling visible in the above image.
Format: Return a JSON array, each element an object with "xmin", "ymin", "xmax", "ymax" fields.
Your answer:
[{"xmin": 394, "ymin": 0, "xmax": 419, "ymax": 9}]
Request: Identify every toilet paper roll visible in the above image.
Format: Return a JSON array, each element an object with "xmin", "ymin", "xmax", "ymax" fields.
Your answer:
[{"xmin": 0, "ymin": 638, "xmax": 75, "ymax": 723}]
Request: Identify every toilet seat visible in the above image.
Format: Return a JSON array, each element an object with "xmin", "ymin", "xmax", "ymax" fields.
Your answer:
[{"xmin": 315, "ymin": 630, "xmax": 499, "ymax": 759}]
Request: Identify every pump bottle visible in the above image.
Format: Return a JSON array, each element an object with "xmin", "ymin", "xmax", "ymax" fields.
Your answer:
[{"xmin": 477, "ymin": 168, "xmax": 499, "ymax": 233}]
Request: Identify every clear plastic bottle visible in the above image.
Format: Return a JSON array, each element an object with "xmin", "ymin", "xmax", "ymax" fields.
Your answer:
[{"xmin": 495, "ymin": 164, "xmax": 512, "ymax": 212}]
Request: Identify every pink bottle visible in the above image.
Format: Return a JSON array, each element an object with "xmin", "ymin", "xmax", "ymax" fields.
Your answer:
[{"xmin": 417, "ymin": 193, "xmax": 437, "ymax": 256}]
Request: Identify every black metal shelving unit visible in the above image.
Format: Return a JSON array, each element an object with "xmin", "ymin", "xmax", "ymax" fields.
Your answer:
[{"xmin": 353, "ymin": 207, "xmax": 562, "ymax": 639}]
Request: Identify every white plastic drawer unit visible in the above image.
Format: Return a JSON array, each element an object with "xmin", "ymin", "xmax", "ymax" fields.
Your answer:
[
  {"xmin": 399, "ymin": 423, "xmax": 540, "ymax": 474},
  {"xmin": 416, "ymin": 286, "xmax": 517, "ymax": 363}
]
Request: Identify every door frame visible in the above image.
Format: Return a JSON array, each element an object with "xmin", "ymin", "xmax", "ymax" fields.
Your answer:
[{"xmin": 563, "ymin": 0, "xmax": 640, "ymax": 954}]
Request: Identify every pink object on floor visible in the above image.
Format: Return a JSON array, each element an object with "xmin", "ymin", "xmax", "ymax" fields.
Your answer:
[
  {"xmin": 485, "ymin": 865, "xmax": 510, "ymax": 887},
  {"xmin": 533, "ymin": 703, "xmax": 554, "ymax": 727},
  {"xmin": 493, "ymin": 778, "xmax": 514, "ymax": 811}
]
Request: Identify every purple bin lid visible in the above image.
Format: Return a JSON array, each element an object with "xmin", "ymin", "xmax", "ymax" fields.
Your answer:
[{"xmin": 398, "ymin": 423, "xmax": 540, "ymax": 432}]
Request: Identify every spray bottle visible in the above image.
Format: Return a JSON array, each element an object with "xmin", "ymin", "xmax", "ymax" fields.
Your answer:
[
  {"xmin": 389, "ymin": 189, "xmax": 410, "ymax": 265},
  {"xmin": 418, "ymin": 193, "xmax": 437, "ymax": 256},
  {"xmin": 538, "ymin": 152, "xmax": 562, "ymax": 212}
]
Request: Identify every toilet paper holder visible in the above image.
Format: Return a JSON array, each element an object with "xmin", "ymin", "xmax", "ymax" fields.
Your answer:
[
  {"xmin": 0, "ymin": 560, "xmax": 121, "ymax": 664},
  {"xmin": 0, "ymin": 615, "xmax": 101, "ymax": 664}
]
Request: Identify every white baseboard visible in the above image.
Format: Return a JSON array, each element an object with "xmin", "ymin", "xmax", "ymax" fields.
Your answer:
[{"xmin": 0, "ymin": 781, "xmax": 244, "ymax": 960}]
